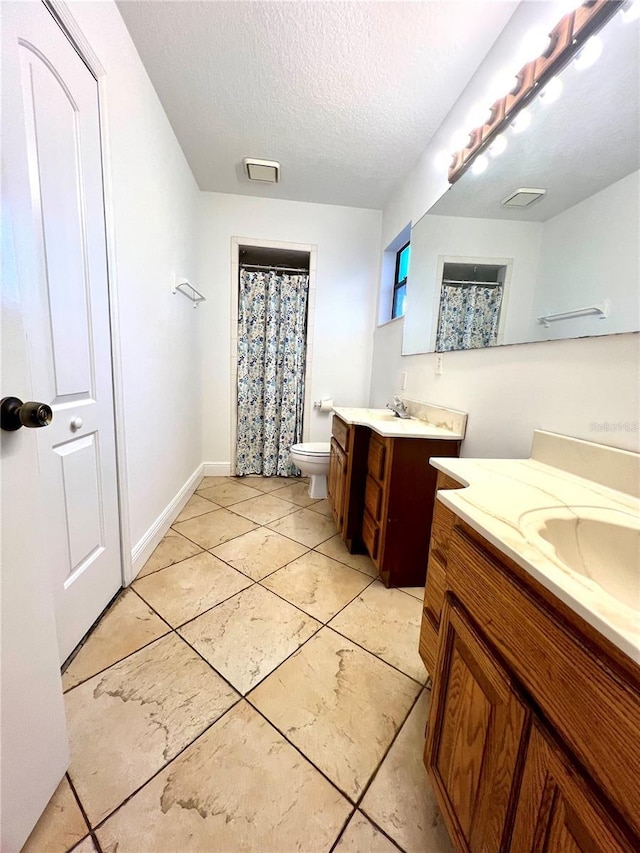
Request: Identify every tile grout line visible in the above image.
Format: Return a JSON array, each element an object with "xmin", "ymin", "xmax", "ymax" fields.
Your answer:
[
  {"xmin": 62, "ymin": 625, "xmax": 171, "ymax": 695},
  {"xmin": 132, "ymin": 545, "xmax": 208, "ymax": 582},
  {"xmin": 132, "ymin": 525, "xmax": 377, "ymax": 585},
  {"xmin": 64, "ymin": 772, "xmax": 104, "ymax": 853},
  {"xmin": 73, "ymin": 518, "xmax": 410, "ymax": 692},
  {"xmin": 244, "ymin": 698, "xmax": 360, "ymax": 805},
  {"xmin": 132, "ymin": 581, "xmax": 254, "ymax": 636},
  {"xmin": 60, "ymin": 589, "xmax": 122, "ymax": 675},
  {"xmin": 174, "ymin": 577, "xmax": 312, "ymax": 633},
  {"xmin": 88, "ymin": 561, "xmax": 364, "ymax": 836},
  {"xmin": 355, "ymin": 687, "xmax": 426, "ymax": 813},
  {"xmin": 63, "ymin": 495, "xmax": 426, "ymax": 848},
  {"xmin": 104, "ymin": 568, "xmax": 406, "ymax": 819},
  {"xmin": 67, "ymin": 519, "xmax": 328, "ymax": 693},
  {"xmin": 63, "ymin": 587, "xmax": 178, "ymax": 693},
  {"xmin": 325, "ymin": 623, "xmax": 428, "ymax": 688},
  {"xmin": 353, "ymin": 809, "xmax": 408, "ymax": 852},
  {"xmin": 256, "ymin": 573, "xmax": 376, "ymax": 631},
  {"xmin": 327, "ymin": 807, "xmax": 358, "ymax": 853},
  {"xmin": 88, "ymin": 697, "xmax": 245, "ymax": 836},
  {"xmin": 328, "ymin": 807, "xmax": 406, "ymax": 853}
]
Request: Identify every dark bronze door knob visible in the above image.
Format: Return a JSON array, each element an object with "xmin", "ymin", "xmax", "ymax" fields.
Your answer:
[{"xmin": 1, "ymin": 397, "xmax": 53, "ymax": 431}]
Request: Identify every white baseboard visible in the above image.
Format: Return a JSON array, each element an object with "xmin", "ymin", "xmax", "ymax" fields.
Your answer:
[
  {"xmin": 128, "ymin": 463, "xmax": 204, "ymax": 584},
  {"xmin": 202, "ymin": 462, "xmax": 232, "ymax": 477}
]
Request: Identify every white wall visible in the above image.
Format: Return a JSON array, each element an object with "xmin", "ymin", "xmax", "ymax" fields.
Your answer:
[
  {"xmin": 198, "ymin": 192, "xmax": 382, "ymax": 463},
  {"xmin": 370, "ymin": 0, "xmax": 640, "ymax": 457},
  {"xmin": 532, "ymin": 170, "xmax": 640, "ymax": 341},
  {"xmin": 403, "ymin": 213, "xmax": 542, "ymax": 353},
  {"xmin": 372, "ymin": 321, "xmax": 640, "ymax": 457},
  {"xmin": 67, "ymin": 1, "xmax": 202, "ymax": 548}
]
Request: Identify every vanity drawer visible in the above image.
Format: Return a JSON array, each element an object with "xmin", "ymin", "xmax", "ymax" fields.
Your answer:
[
  {"xmin": 364, "ymin": 475, "xmax": 383, "ymax": 522},
  {"xmin": 447, "ymin": 525, "xmax": 640, "ymax": 837},
  {"xmin": 362, "ymin": 510, "xmax": 379, "ymax": 563},
  {"xmin": 430, "ymin": 499, "xmax": 456, "ymax": 562},
  {"xmin": 367, "ymin": 435, "xmax": 388, "ymax": 482},
  {"xmin": 331, "ymin": 415, "xmax": 349, "ymax": 453},
  {"xmin": 424, "ymin": 552, "xmax": 446, "ymax": 629},
  {"xmin": 419, "ymin": 617, "xmax": 438, "ymax": 676}
]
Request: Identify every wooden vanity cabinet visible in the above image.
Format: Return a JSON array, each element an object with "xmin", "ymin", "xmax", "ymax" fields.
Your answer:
[
  {"xmin": 511, "ymin": 722, "xmax": 631, "ymax": 853},
  {"xmin": 425, "ymin": 598, "xmax": 528, "ymax": 852},
  {"xmin": 328, "ymin": 416, "xmax": 461, "ymax": 585},
  {"xmin": 420, "ymin": 472, "xmax": 464, "ymax": 674},
  {"xmin": 363, "ymin": 433, "xmax": 461, "ymax": 587},
  {"xmin": 327, "ymin": 415, "xmax": 369, "ymax": 550},
  {"xmin": 327, "ymin": 437, "xmax": 347, "ymax": 530},
  {"xmin": 421, "ymin": 488, "xmax": 640, "ymax": 852}
]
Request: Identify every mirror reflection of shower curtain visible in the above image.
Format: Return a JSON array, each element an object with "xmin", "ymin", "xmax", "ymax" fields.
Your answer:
[
  {"xmin": 236, "ymin": 268, "xmax": 309, "ymax": 476},
  {"xmin": 435, "ymin": 283, "xmax": 503, "ymax": 352}
]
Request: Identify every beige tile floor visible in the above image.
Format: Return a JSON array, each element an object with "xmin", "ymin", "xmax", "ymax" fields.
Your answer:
[{"xmin": 26, "ymin": 474, "xmax": 452, "ymax": 853}]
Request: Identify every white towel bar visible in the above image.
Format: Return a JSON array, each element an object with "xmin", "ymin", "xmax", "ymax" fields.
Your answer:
[
  {"xmin": 172, "ymin": 280, "xmax": 206, "ymax": 307},
  {"xmin": 538, "ymin": 301, "xmax": 608, "ymax": 328}
]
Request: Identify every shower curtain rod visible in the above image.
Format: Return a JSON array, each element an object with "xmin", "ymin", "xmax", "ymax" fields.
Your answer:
[
  {"xmin": 240, "ymin": 263, "xmax": 309, "ymax": 273},
  {"xmin": 442, "ymin": 279, "xmax": 502, "ymax": 287}
]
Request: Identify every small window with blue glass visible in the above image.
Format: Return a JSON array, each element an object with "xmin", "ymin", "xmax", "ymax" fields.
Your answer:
[{"xmin": 392, "ymin": 242, "xmax": 410, "ymax": 319}]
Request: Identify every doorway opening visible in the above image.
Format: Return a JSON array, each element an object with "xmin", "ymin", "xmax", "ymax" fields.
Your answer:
[
  {"xmin": 433, "ymin": 257, "xmax": 512, "ymax": 351},
  {"xmin": 230, "ymin": 238, "xmax": 317, "ymax": 476}
]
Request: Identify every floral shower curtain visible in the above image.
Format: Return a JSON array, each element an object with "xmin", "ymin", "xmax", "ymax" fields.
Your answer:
[
  {"xmin": 435, "ymin": 283, "xmax": 503, "ymax": 352},
  {"xmin": 236, "ymin": 268, "xmax": 309, "ymax": 476}
]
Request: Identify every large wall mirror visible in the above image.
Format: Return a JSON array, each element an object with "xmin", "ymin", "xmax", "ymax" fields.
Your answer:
[{"xmin": 402, "ymin": 7, "xmax": 639, "ymax": 356}]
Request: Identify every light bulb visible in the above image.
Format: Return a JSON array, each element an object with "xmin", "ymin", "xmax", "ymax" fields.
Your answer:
[
  {"xmin": 515, "ymin": 27, "xmax": 551, "ymax": 67},
  {"xmin": 574, "ymin": 36, "xmax": 603, "ymax": 71},
  {"xmin": 487, "ymin": 69, "xmax": 518, "ymax": 102},
  {"xmin": 434, "ymin": 150, "xmax": 453, "ymax": 171},
  {"xmin": 489, "ymin": 135, "xmax": 508, "ymax": 157},
  {"xmin": 466, "ymin": 102, "xmax": 492, "ymax": 130},
  {"xmin": 472, "ymin": 155, "xmax": 489, "ymax": 175},
  {"xmin": 450, "ymin": 128, "xmax": 471, "ymax": 151},
  {"xmin": 621, "ymin": 0, "xmax": 640, "ymax": 22},
  {"xmin": 511, "ymin": 108, "xmax": 532, "ymax": 134},
  {"xmin": 539, "ymin": 76, "xmax": 563, "ymax": 105}
]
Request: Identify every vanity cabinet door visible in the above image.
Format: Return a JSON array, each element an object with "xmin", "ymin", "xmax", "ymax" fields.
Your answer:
[
  {"xmin": 425, "ymin": 598, "xmax": 528, "ymax": 852},
  {"xmin": 511, "ymin": 722, "xmax": 634, "ymax": 853},
  {"xmin": 328, "ymin": 438, "xmax": 347, "ymax": 531}
]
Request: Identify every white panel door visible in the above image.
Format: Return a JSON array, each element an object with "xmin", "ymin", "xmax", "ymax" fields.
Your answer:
[{"xmin": 3, "ymin": 0, "xmax": 122, "ymax": 663}]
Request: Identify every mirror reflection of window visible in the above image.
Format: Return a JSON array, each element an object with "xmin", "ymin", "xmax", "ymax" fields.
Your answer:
[
  {"xmin": 435, "ymin": 262, "xmax": 506, "ymax": 352},
  {"xmin": 392, "ymin": 241, "xmax": 410, "ymax": 319}
]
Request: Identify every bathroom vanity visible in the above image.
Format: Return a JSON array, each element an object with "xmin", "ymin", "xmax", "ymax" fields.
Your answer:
[
  {"xmin": 419, "ymin": 432, "xmax": 640, "ymax": 852},
  {"xmin": 327, "ymin": 401, "xmax": 466, "ymax": 587}
]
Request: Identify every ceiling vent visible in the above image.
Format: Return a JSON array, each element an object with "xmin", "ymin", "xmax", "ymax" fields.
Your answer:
[
  {"xmin": 243, "ymin": 158, "xmax": 280, "ymax": 183},
  {"xmin": 501, "ymin": 187, "xmax": 547, "ymax": 208}
]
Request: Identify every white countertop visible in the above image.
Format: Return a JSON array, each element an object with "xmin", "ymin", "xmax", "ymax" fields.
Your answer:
[
  {"xmin": 332, "ymin": 406, "xmax": 465, "ymax": 440},
  {"xmin": 431, "ymin": 432, "xmax": 640, "ymax": 663}
]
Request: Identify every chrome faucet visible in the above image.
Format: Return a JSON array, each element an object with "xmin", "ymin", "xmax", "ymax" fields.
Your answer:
[{"xmin": 386, "ymin": 396, "xmax": 411, "ymax": 419}]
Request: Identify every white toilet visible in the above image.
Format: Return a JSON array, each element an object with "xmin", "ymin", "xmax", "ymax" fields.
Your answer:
[{"xmin": 290, "ymin": 442, "xmax": 331, "ymax": 499}]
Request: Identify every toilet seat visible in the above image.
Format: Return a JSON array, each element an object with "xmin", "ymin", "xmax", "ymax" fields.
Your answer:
[
  {"xmin": 291, "ymin": 442, "xmax": 330, "ymax": 457},
  {"xmin": 290, "ymin": 442, "xmax": 330, "ymax": 499}
]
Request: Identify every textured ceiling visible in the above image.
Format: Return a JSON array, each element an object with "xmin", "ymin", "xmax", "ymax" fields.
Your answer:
[
  {"xmin": 429, "ymin": 10, "xmax": 640, "ymax": 222},
  {"xmin": 116, "ymin": 1, "xmax": 517, "ymax": 208}
]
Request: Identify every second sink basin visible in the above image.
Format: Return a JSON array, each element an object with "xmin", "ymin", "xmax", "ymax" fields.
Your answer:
[{"xmin": 519, "ymin": 506, "xmax": 640, "ymax": 609}]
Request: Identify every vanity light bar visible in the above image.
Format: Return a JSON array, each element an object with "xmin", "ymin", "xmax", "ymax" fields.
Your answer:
[{"xmin": 448, "ymin": 0, "xmax": 625, "ymax": 184}]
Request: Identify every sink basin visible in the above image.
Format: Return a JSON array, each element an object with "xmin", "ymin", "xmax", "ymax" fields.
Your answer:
[{"xmin": 519, "ymin": 507, "xmax": 640, "ymax": 608}]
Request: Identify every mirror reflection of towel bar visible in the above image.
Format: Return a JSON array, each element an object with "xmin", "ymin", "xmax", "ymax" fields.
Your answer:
[
  {"xmin": 538, "ymin": 301, "xmax": 609, "ymax": 328},
  {"xmin": 172, "ymin": 280, "xmax": 206, "ymax": 307}
]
